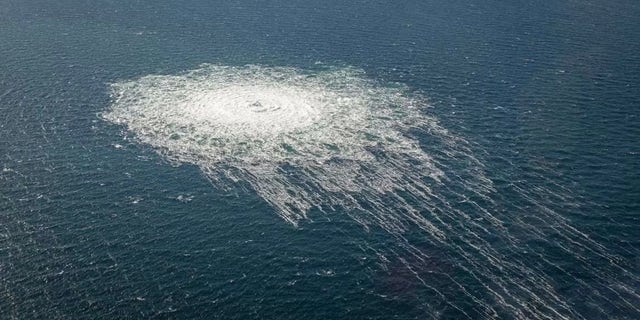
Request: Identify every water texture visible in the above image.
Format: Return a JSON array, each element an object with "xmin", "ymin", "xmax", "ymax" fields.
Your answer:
[{"xmin": 1, "ymin": 0, "xmax": 639, "ymax": 319}]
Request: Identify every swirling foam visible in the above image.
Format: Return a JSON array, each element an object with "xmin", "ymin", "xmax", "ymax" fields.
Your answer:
[
  {"xmin": 104, "ymin": 65, "xmax": 444, "ymax": 225},
  {"xmin": 103, "ymin": 64, "xmax": 639, "ymax": 319}
]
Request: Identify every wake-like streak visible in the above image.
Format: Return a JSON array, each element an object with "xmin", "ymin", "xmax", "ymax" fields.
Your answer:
[{"xmin": 103, "ymin": 64, "xmax": 639, "ymax": 319}]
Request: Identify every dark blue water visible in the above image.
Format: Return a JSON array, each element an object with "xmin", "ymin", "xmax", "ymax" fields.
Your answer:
[{"xmin": 1, "ymin": 1, "xmax": 639, "ymax": 319}]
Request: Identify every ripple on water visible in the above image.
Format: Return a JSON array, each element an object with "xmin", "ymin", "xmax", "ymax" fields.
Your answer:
[{"xmin": 103, "ymin": 64, "xmax": 640, "ymax": 319}]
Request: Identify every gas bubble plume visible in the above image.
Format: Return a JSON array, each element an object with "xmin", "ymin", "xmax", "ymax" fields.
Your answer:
[{"xmin": 103, "ymin": 64, "xmax": 639, "ymax": 319}]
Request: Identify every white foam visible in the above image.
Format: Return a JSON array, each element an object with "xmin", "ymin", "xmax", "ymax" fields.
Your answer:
[
  {"xmin": 103, "ymin": 64, "xmax": 445, "ymax": 225},
  {"xmin": 103, "ymin": 64, "xmax": 640, "ymax": 318}
]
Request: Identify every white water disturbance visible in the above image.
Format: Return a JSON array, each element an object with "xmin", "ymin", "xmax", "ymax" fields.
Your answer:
[
  {"xmin": 104, "ymin": 64, "xmax": 639, "ymax": 319},
  {"xmin": 104, "ymin": 65, "xmax": 447, "ymax": 229}
]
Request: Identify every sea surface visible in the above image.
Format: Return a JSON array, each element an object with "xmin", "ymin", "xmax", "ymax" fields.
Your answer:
[{"xmin": 1, "ymin": 1, "xmax": 639, "ymax": 319}]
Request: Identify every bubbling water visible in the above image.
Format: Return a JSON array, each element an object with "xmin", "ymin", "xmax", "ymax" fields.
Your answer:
[
  {"xmin": 186, "ymin": 84, "xmax": 323, "ymax": 134},
  {"xmin": 103, "ymin": 64, "xmax": 639, "ymax": 319},
  {"xmin": 104, "ymin": 64, "xmax": 446, "ymax": 224}
]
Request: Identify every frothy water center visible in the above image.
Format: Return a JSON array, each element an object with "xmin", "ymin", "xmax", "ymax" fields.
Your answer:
[{"xmin": 187, "ymin": 85, "xmax": 322, "ymax": 132}]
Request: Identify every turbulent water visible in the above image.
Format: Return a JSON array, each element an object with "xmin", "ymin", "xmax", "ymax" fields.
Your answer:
[
  {"xmin": 103, "ymin": 64, "xmax": 639, "ymax": 319},
  {"xmin": 103, "ymin": 65, "xmax": 448, "ymax": 226}
]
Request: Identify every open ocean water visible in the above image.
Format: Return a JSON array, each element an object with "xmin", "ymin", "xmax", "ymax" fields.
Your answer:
[{"xmin": 1, "ymin": 0, "xmax": 639, "ymax": 319}]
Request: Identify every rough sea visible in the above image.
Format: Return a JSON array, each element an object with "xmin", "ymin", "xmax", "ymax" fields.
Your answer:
[{"xmin": 1, "ymin": 1, "xmax": 639, "ymax": 319}]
